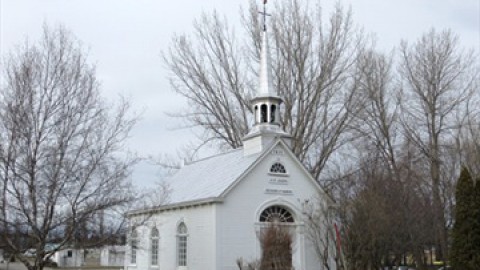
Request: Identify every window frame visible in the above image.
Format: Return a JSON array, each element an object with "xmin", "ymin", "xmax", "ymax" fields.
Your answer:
[
  {"xmin": 151, "ymin": 227, "xmax": 160, "ymax": 267},
  {"xmin": 259, "ymin": 205, "xmax": 295, "ymax": 223},
  {"xmin": 176, "ymin": 222, "xmax": 188, "ymax": 267},
  {"xmin": 130, "ymin": 229, "xmax": 138, "ymax": 265}
]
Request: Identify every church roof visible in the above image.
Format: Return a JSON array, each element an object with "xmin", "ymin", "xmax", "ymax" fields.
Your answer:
[
  {"xmin": 127, "ymin": 139, "xmax": 332, "ymax": 217},
  {"xmin": 164, "ymin": 148, "xmax": 261, "ymax": 206}
]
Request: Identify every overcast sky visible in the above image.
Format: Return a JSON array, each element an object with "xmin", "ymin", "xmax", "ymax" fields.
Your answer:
[{"xmin": 1, "ymin": 0, "xmax": 479, "ymax": 188}]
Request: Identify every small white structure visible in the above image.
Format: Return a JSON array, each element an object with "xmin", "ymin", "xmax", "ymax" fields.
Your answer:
[
  {"xmin": 125, "ymin": 10, "xmax": 337, "ymax": 270},
  {"xmin": 52, "ymin": 248, "xmax": 84, "ymax": 267},
  {"xmin": 101, "ymin": 245, "xmax": 125, "ymax": 266}
]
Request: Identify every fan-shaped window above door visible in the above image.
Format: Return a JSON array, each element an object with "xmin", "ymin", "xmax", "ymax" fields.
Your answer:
[{"xmin": 259, "ymin": 205, "xmax": 294, "ymax": 223}]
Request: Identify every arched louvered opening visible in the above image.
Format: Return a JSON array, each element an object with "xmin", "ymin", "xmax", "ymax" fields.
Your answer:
[
  {"xmin": 270, "ymin": 105, "xmax": 276, "ymax": 123},
  {"xmin": 270, "ymin": 162, "xmax": 286, "ymax": 174},
  {"xmin": 261, "ymin": 104, "xmax": 268, "ymax": 123},
  {"xmin": 259, "ymin": 205, "xmax": 295, "ymax": 223}
]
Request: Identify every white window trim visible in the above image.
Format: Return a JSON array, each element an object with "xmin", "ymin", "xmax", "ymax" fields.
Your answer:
[
  {"xmin": 176, "ymin": 223, "xmax": 188, "ymax": 268},
  {"xmin": 259, "ymin": 205, "xmax": 295, "ymax": 223},
  {"xmin": 151, "ymin": 227, "xmax": 160, "ymax": 267},
  {"xmin": 130, "ymin": 229, "xmax": 138, "ymax": 266},
  {"xmin": 268, "ymin": 172, "xmax": 290, "ymax": 177}
]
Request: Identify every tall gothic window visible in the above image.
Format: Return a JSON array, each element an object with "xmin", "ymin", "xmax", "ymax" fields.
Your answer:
[
  {"xmin": 270, "ymin": 162, "xmax": 286, "ymax": 174},
  {"xmin": 259, "ymin": 205, "xmax": 295, "ymax": 223},
  {"xmin": 254, "ymin": 105, "xmax": 258, "ymax": 123},
  {"xmin": 177, "ymin": 222, "xmax": 188, "ymax": 267},
  {"xmin": 151, "ymin": 227, "xmax": 159, "ymax": 266},
  {"xmin": 130, "ymin": 229, "xmax": 138, "ymax": 264}
]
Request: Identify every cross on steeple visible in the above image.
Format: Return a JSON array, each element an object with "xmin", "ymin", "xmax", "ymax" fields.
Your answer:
[{"xmin": 258, "ymin": 0, "xmax": 271, "ymax": 31}]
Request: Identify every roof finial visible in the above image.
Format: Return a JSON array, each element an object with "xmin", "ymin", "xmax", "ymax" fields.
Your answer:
[{"xmin": 259, "ymin": 0, "xmax": 271, "ymax": 32}]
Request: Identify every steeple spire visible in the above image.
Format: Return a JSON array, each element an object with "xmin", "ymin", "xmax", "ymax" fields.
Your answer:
[
  {"xmin": 258, "ymin": 25, "xmax": 277, "ymax": 98},
  {"xmin": 258, "ymin": 1, "xmax": 276, "ymax": 98},
  {"xmin": 257, "ymin": 0, "xmax": 277, "ymax": 97},
  {"xmin": 242, "ymin": 1, "xmax": 292, "ymax": 156}
]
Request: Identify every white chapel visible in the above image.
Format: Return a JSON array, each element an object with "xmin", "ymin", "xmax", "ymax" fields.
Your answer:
[{"xmin": 125, "ymin": 7, "xmax": 335, "ymax": 270}]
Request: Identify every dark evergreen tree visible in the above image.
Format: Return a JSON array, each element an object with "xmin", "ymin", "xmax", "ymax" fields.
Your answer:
[
  {"xmin": 471, "ymin": 178, "xmax": 480, "ymax": 268},
  {"xmin": 451, "ymin": 168, "xmax": 474, "ymax": 270}
]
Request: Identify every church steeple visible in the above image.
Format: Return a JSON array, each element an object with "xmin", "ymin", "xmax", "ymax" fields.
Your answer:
[
  {"xmin": 257, "ymin": 2, "xmax": 276, "ymax": 99},
  {"xmin": 252, "ymin": 26, "xmax": 281, "ymax": 126},
  {"xmin": 243, "ymin": 1, "xmax": 292, "ymax": 156},
  {"xmin": 258, "ymin": 34, "xmax": 274, "ymax": 96}
]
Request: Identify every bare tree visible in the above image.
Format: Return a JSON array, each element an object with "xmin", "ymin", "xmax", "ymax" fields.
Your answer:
[
  {"xmin": 341, "ymin": 147, "xmax": 435, "ymax": 270},
  {"xmin": 303, "ymin": 198, "xmax": 345, "ymax": 270},
  {"xmin": 0, "ymin": 25, "xmax": 138, "ymax": 270},
  {"xmin": 163, "ymin": 0, "xmax": 366, "ymax": 185},
  {"xmin": 235, "ymin": 224, "xmax": 294, "ymax": 270},
  {"xmin": 456, "ymin": 96, "xmax": 480, "ymax": 175},
  {"xmin": 352, "ymin": 49, "xmax": 400, "ymax": 173},
  {"xmin": 342, "ymin": 43, "xmax": 477, "ymax": 269},
  {"xmin": 258, "ymin": 224, "xmax": 293, "ymax": 270},
  {"xmin": 164, "ymin": 10, "xmax": 250, "ymax": 151},
  {"xmin": 398, "ymin": 29, "xmax": 478, "ymax": 260}
]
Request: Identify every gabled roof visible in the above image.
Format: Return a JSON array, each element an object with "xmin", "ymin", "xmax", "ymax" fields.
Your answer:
[
  {"xmin": 129, "ymin": 138, "xmax": 332, "ymax": 216},
  {"xmin": 164, "ymin": 148, "xmax": 261, "ymax": 205}
]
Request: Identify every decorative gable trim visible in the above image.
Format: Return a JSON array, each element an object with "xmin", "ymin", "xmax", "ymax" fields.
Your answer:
[
  {"xmin": 220, "ymin": 137, "xmax": 334, "ymax": 204},
  {"xmin": 274, "ymin": 139, "xmax": 335, "ymax": 204}
]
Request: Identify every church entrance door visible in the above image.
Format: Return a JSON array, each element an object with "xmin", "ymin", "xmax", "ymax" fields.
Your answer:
[{"xmin": 258, "ymin": 205, "xmax": 295, "ymax": 270}]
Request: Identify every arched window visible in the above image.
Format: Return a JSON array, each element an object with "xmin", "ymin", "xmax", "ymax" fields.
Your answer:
[
  {"xmin": 130, "ymin": 229, "xmax": 138, "ymax": 264},
  {"xmin": 261, "ymin": 104, "xmax": 268, "ymax": 123},
  {"xmin": 270, "ymin": 162, "xmax": 286, "ymax": 174},
  {"xmin": 270, "ymin": 105, "xmax": 276, "ymax": 123},
  {"xmin": 259, "ymin": 205, "xmax": 295, "ymax": 223},
  {"xmin": 151, "ymin": 227, "xmax": 159, "ymax": 266},
  {"xmin": 177, "ymin": 222, "xmax": 188, "ymax": 267},
  {"xmin": 254, "ymin": 105, "xmax": 258, "ymax": 123}
]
